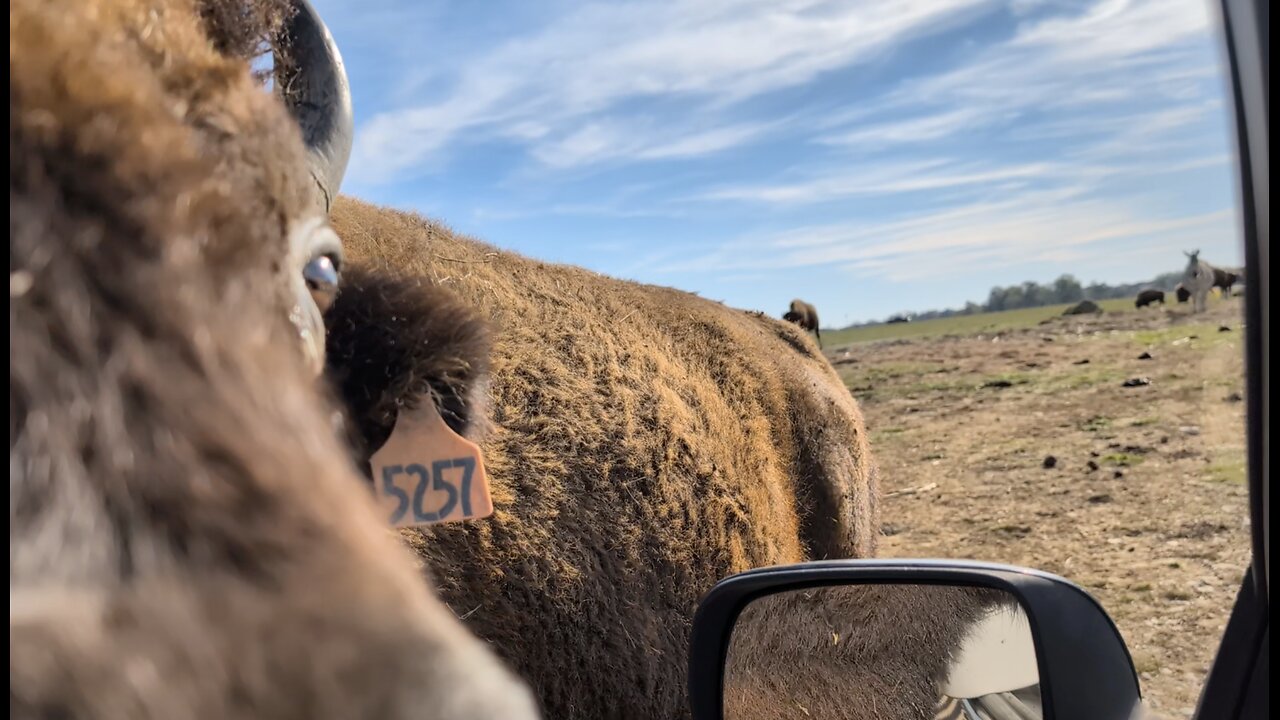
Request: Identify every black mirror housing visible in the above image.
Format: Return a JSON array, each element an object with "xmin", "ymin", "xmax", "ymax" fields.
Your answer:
[{"xmin": 688, "ymin": 559, "xmax": 1144, "ymax": 720}]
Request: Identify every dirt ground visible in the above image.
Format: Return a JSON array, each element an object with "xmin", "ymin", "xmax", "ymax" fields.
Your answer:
[{"xmin": 830, "ymin": 298, "xmax": 1250, "ymax": 719}]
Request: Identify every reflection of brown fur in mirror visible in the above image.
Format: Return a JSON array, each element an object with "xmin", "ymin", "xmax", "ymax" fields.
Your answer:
[{"xmin": 724, "ymin": 585, "xmax": 1017, "ymax": 720}]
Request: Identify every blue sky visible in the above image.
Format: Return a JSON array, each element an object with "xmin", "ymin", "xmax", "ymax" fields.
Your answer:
[{"xmin": 313, "ymin": 0, "xmax": 1242, "ymax": 327}]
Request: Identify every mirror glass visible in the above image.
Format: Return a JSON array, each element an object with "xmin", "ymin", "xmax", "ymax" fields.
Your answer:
[{"xmin": 724, "ymin": 584, "xmax": 1040, "ymax": 720}]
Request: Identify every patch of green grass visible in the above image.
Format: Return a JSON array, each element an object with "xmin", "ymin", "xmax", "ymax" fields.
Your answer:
[
  {"xmin": 977, "ymin": 372, "xmax": 1035, "ymax": 389},
  {"xmin": 1208, "ymin": 455, "xmax": 1247, "ymax": 484},
  {"xmin": 824, "ymin": 299, "xmax": 1133, "ymax": 346},
  {"xmin": 1131, "ymin": 324, "xmax": 1235, "ymax": 349},
  {"xmin": 1102, "ymin": 453, "xmax": 1146, "ymax": 467},
  {"xmin": 1044, "ymin": 366, "xmax": 1126, "ymax": 391},
  {"xmin": 1132, "ymin": 651, "xmax": 1162, "ymax": 674},
  {"xmin": 873, "ymin": 426, "xmax": 908, "ymax": 443},
  {"xmin": 1081, "ymin": 415, "xmax": 1112, "ymax": 432},
  {"xmin": 837, "ymin": 361, "xmax": 945, "ymax": 386},
  {"xmin": 900, "ymin": 377, "xmax": 974, "ymax": 395}
]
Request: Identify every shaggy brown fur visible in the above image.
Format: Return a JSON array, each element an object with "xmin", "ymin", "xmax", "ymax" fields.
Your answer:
[
  {"xmin": 10, "ymin": 1, "xmax": 535, "ymax": 718},
  {"xmin": 783, "ymin": 298, "xmax": 822, "ymax": 348},
  {"xmin": 327, "ymin": 198, "xmax": 882, "ymax": 718},
  {"xmin": 724, "ymin": 585, "xmax": 1018, "ymax": 720},
  {"xmin": 323, "ymin": 264, "xmax": 494, "ymax": 470}
]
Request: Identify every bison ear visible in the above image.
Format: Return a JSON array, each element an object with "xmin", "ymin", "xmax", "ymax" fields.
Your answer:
[{"xmin": 323, "ymin": 265, "xmax": 491, "ymax": 472}]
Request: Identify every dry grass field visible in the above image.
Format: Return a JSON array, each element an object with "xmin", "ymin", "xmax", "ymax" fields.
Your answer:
[{"xmin": 830, "ymin": 296, "xmax": 1250, "ymax": 719}]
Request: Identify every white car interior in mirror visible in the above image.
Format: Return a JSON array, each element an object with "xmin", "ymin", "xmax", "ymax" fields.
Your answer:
[{"xmin": 941, "ymin": 602, "xmax": 1040, "ymax": 719}]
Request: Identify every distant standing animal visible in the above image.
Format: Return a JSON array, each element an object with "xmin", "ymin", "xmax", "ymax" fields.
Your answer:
[
  {"xmin": 1175, "ymin": 283, "xmax": 1192, "ymax": 303},
  {"xmin": 1212, "ymin": 267, "xmax": 1241, "ymax": 297},
  {"xmin": 783, "ymin": 299, "xmax": 822, "ymax": 347},
  {"xmin": 1182, "ymin": 250, "xmax": 1216, "ymax": 313},
  {"xmin": 1134, "ymin": 289, "xmax": 1166, "ymax": 308}
]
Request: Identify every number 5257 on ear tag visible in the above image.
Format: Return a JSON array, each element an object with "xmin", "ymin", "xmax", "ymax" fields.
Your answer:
[{"xmin": 370, "ymin": 402, "xmax": 493, "ymax": 528}]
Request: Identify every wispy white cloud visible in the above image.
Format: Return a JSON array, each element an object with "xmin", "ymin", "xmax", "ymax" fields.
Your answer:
[
  {"xmin": 698, "ymin": 159, "xmax": 1056, "ymax": 203},
  {"xmin": 349, "ymin": 0, "xmax": 997, "ymax": 182},
  {"xmin": 330, "ymin": 0, "xmax": 1237, "ymax": 318},
  {"xmin": 809, "ymin": 0, "xmax": 1221, "ymax": 160},
  {"xmin": 528, "ymin": 120, "xmax": 776, "ymax": 169},
  {"xmin": 656, "ymin": 186, "xmax": 1232, "ymax": 282},
  {"xmin": 817, "ymin": 107, "xmax": 997, "ymax": 147}
]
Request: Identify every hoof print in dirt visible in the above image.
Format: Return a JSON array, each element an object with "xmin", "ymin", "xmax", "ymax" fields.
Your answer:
[
  {"xmin": 1113, "ymin": 470, "xmax": 1125, "ymax": 479},
  {"xmin": 1226, "ymin": 392, "xmax": 1244, "ymax": 402},
  {"xmin": 1138, "ymin": 351, "xmax": 1153, "ymax": 360},
  {"xmin": 1073, "ymin": 358, "xmax": 1091, "ymax": 365},
  {"xmin": 1087, "ymin": 493, "xmax": 1113, "ymax": 504},
  {"xmin": 1122, "ymin": 377, "xmax": 1152, "ymax": 387},
  {"xmin": 1218, "ymin": 325, "xmax": 1232, "ymax": 332},
  {"xmin": 1087, "ymin": 460, "xmax": 1100, "ymax": 472},
  {"xmin": 982, "ymin": 378, "xmax": 1015, "ymax": 389},
  {"xmin": 1043, "ymin": 455, "xmax": 1058, "ymax": 469}
]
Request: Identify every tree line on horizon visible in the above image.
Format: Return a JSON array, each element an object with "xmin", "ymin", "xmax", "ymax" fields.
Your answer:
[{"xmin": 854, "ymin": 271, "xmax": 1186, "ymax": 328}]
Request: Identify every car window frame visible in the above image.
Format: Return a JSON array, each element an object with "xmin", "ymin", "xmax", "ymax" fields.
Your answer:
[{"xmin": 1194, "ymin": 0, "xmax": 1268, "ymax": 718}]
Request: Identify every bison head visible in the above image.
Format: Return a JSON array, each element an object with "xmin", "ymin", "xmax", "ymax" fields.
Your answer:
[{"xmin": 10, "ymin": 1, "xmax": 535, "ymax": 718}]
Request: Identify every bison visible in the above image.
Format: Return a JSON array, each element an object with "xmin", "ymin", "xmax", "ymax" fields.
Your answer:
[
  {"xmin": 325, "ymin": 199, "xmax": 1013, "ymax": 719},
  {"xmin": 12, "ymin": 1, "xmax": 1017, "ymax": 717},
  {"xmin": 782, "ymin": 298, "xmax": 823, "ymax": 347},
  {"xmin": 1213, "ymin": 266, "xmax": 1241, "ymax": 297},
  {"xmin": 11, "ymin": 1, "xmax": 536, "ymax": 719},
  {"xmin": 1175, "ymin": 283, "xmax": 1192, "ymax": 303},
  {"xmin": 1134, "ymin": 288, "xmax": 1166, "ymax": 308}
]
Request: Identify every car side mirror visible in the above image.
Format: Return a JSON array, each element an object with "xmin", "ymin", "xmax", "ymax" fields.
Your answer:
[{"xmin": 688, "ymin": 560, "xmax": 1145, "ymax": 720}]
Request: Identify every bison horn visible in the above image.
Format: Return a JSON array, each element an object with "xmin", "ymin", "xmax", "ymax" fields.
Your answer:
[{"xmin": 276, "ymin": 0, "xmax": 354, "ymax": 213}]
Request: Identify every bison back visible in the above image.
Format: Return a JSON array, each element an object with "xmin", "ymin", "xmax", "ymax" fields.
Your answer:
[{"xmin": 330, "ymin": 198, "xmax": 879, "ymax": 719}]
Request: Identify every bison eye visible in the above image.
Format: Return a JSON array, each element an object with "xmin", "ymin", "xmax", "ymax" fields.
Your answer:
[
  {"xmin": 304, "ymin": 252, "xmax": 341, "ymax": 313},
  {"xmin": 289, "ymin": 217, "xmax": 344, "ymax": 317}
]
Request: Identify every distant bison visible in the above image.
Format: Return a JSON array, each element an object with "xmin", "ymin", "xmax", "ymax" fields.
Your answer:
[
  {"xmin": 886, "ymin": 314, "xmax": 911, "ymax": 324},
  {"xmin": 1134, "ymin": 289, "xmax": 1166, "ymax": 308},
  {"xmin": 1063, "ymin": 299, "xmax": 1101, "ymax": 316},
  {"xmin": 783, "ymin": 299, "xmax": 822, "ymax": 347},
  {"xmin": 1213, "ymin": 267, "xmax": 1241, "ymax": 297},
  {"xmin": 1175, "ymin": 283, "xmax": 1192, "ymax": 303}
]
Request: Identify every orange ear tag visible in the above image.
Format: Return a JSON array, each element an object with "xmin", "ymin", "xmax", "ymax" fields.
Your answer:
[{"xmin": 370, "ymin": 402, "xmax": 493, "ymax": 528}]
